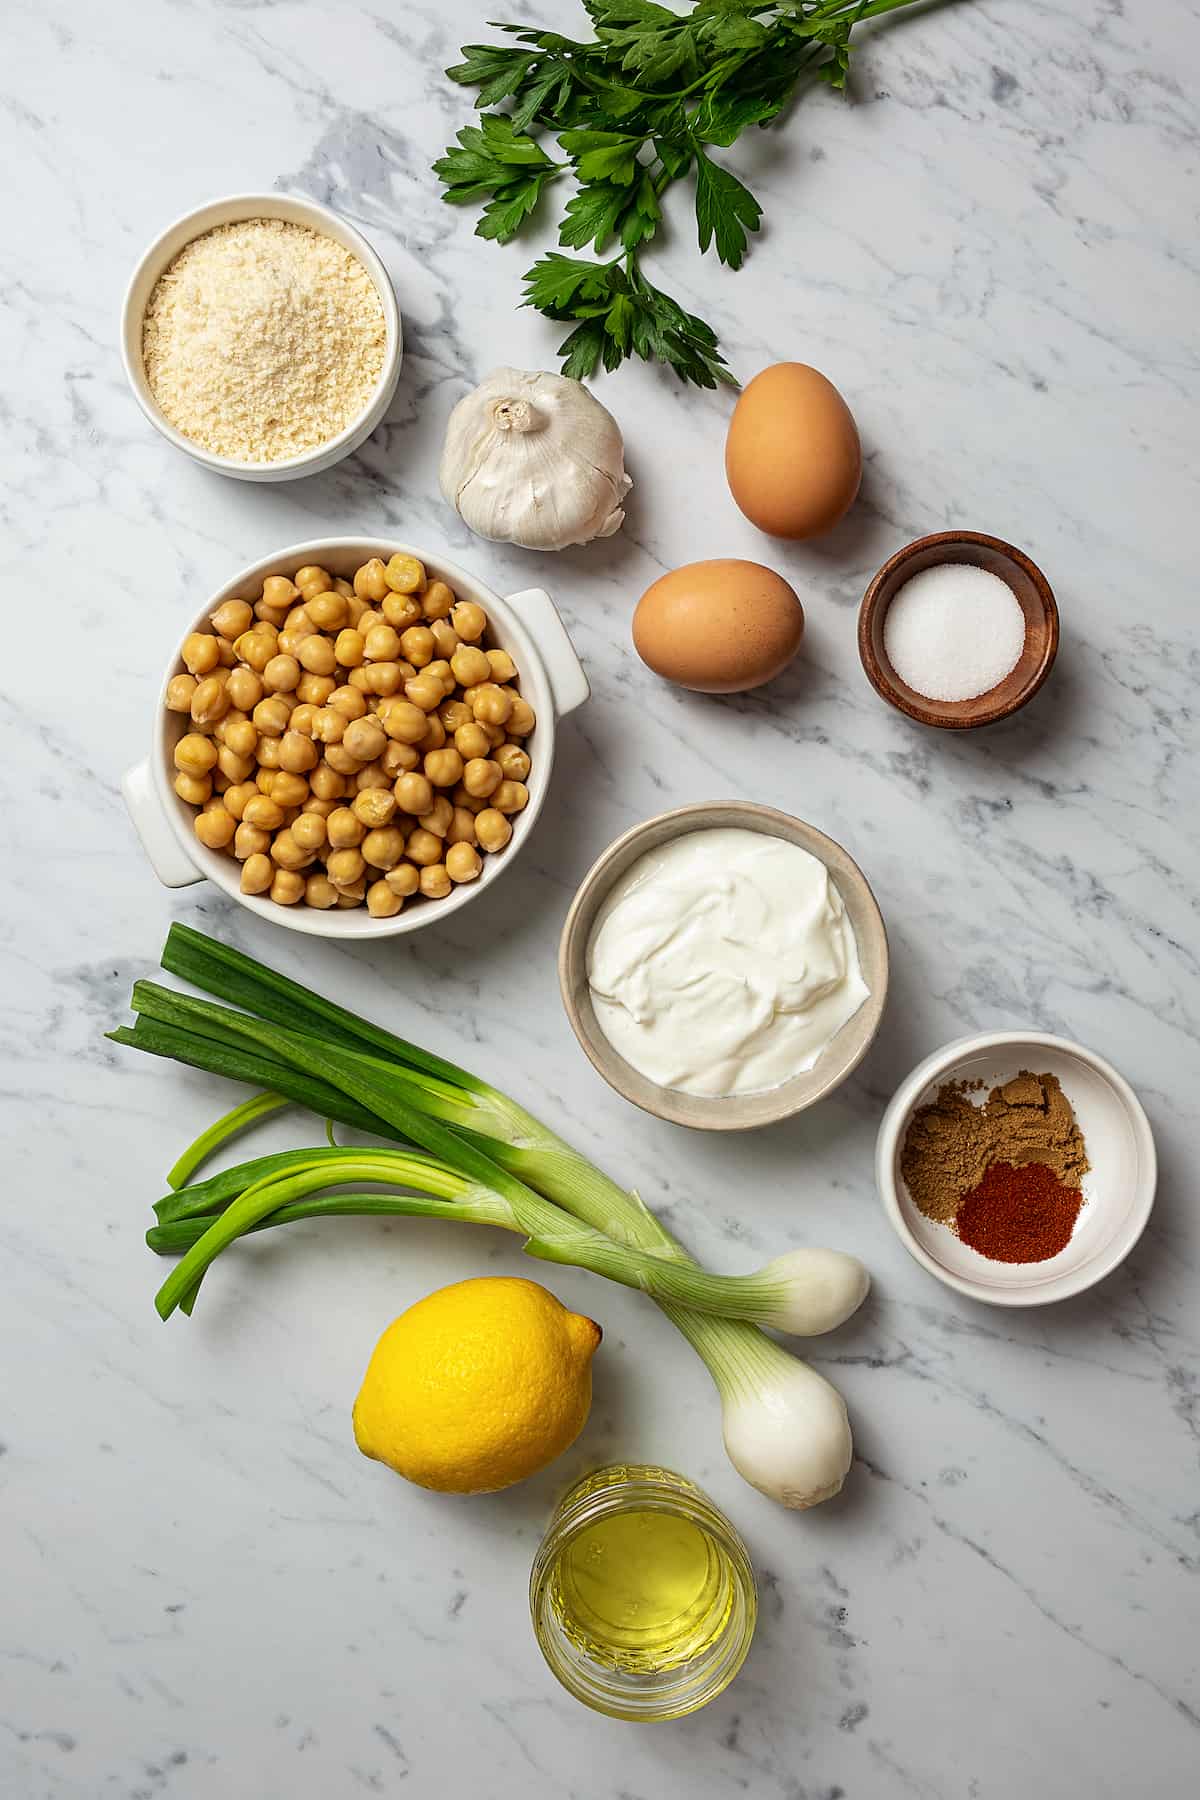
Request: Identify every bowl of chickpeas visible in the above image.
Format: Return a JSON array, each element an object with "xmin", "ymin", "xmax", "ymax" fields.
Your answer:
[{"xmin": 122, "ymin": 539, "xmax": 589, "ymax": 934}]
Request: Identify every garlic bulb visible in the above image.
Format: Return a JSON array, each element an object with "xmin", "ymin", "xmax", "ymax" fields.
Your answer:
[{"xmin": 439, "ymin": 368, "xmax": 632, "ymax": 552}]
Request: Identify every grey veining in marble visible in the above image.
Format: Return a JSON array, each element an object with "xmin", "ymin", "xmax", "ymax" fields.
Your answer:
[{"xmin": 2, "ymin": 1, "xmax": 1198, "ymax": 1795}]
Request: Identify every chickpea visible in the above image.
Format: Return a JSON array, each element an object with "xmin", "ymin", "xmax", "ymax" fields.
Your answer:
[
  {"xmin": 327, "ymin": 806, "xmax": 366, "ymax": 849},
  {"xmin": 240, "ymin": 852, "xmax": 273, "ymax": 894},
  {"xmin": 507, "ymin": 694, "xmax": 536, "ymax": 737},
  {"xmin": 296, "ymin": 673, "xmax": 336, "ymax": 708},
  {"xmin": 335, "ymin": 889, "xmax": 366, "ymax": 909},
  {"xmin": 234, "ymin": 821, "xmax": 271, "ymax": 860},
  {"xmin": 366, "ymin": 880, "xmax": 403, "ymax": 919},
  {"xmin": 495, "ymin": 743, "xmax": 532, "ymax": 782},
  {"xmin": 219, "ymin": 717, "xmax": 256, "ymax": 760},
  {"xmin": 420, "ymin": 796, "xmax": 454, "ymax": 839},
  {"xmin": 255, "ymin": 736, "xmax": 283, "ymax": 771},
  {"xmin": 354, "ymin": 558, "xmax": 390, "ymax": 601},
  {"xmin": 256, "ymin": 769, "xmax": 278, "ymax": 795},
  {"xmin": 335, "ymin": 577, "xmax": 356, "ymax": 600},
  {"xmin": 312, "ymin": 707, "xmax": 347, "ymax": 745},
  {"xmin": 262, "ymin": 653, "xmax": 300, "ymax": 694},
  {"xmin": 255, "ymin": 600, "xmax": 290, "ymax": 629},
  {"xmin": 382, "ymin": 592, "xmax": 422, "ymax": 631},
  {"xmin": 310, "ymin": 762, "xmax": 347, "ymax": 801},
  {"xmin": 451, "ymin": 783, "xmax": 487, "ymax": 815},
  {"xmin": 451, "ymin": 644, "xmax": 491, "ymax": 688},
  {"xmin": 347, "ymin": 666, "xmax": 374, "ymax": 693},
  {"xmin": 381, "ymin": 740, "xmax": 420, "ymax": 778},
  {"xmin": 291, "ymin": 811, "xmax": 328, "ymax": 854},
  {"xmin": 424, "ymin": 747, "xmax": 464, "ymax": 789},
  {"xmin": 384, "ymin": 553, "xmax": 426, "ymax": 594},
  {"xmin": 419, "ymin": 864, "xmax": 452, "ymax": 900},
  {"xmin": 430, "ymin": 619, "xmax": 460, "ymax": 660},
  {"xmin": 289, "ymin": 702, "xmax": 319, "ymax": 737},
  {"xmin": 334, "ymin": 628, "xmax": 365, "ymax": 668},
  {"xmin": 451, "ymin": 600, "xmax": 487, "ymax": 642},
  {"xmin": 446, "ymin": 841, "xmax": 483, "ymax": 884},
  {"xmin": 418, "ymin": 713, "xmax": 446, "ymax": 753},
  {"xmin": 279, "ymin": 729, "xmax": 319, "ymax": 774},
  {"xmin": 422, "ymin": 579, "xmax": 455, "ymax": 622},
  {"xmin": 482, "ymin": 720, "xmax": 507, "ymax": 750},
  {"xmin": 377, "ymin": 697, "xmax": 428, "ymax": 744},
  {"xmin": 462, "ymin": 757, "xmax": 502, "ymax": 799},
  {"xmin": 270, "ymin": 771, "xmax": 309, "ymax": 808},
  {"xmin": 471, "ymin": 682, "xmax": 513, "ymax": 727},
  {"xmin": 447, "ymin": 806, "xmax": 478, "ymax": 846},
  {"xmin": 325, "ymin": 742, "xmax": 361, "ymax": 776},
  {"xmin": 365, "ymin": 662, "xmax": 408, "ymax": 697},
  {"xmin": 226, "ymin": 665, "xmax": 264, "ymax": 711},
  {"xmin": 166, "ymin": 673, "xmax": 197, "ymax": 713},
  {"xmin": 264, "ymin": 574, "xmax": 301, "ymax": 610},
  {"xmin": 293, "ymin": 565, "xmax": 331, "ymax": 603},
  {"xmin": 487, "ymin": 648, "xmax": 518, "ymax": 684},
  {"xmin": 253, "ymin": 695, "xmax": 292, "ymax": 738},
  {"xmin": 270, "ymin": 829, "xmax": 314, "ymax": 872},
  {"xmin": 211, "ymin": 598, "xmax": 253, "ymax": 640},
  {"xmin": 384, "ymin": 863, "xmax": 420, "ymax": 898},
  {"xmin": 424, "ymin": 659, "xmax": 455, "ymax": 695},
  {"xmin": 326, "ymin": 847, "xmax": 367, "ymax": 889},
  {"xmin": 355, "ymin": 760, "xmax": 392, "ymax": 792},
  {"xmin": 400, "ymin": 625, "xmax": 436, "ymax": 669},
  {"xmin": 363, "ymin": 624, "xmax": 401, "ymax": 663},
  {"xmin": 174, "ymin": 770, "xmax": 212, "ymax": 806},
  {"xmin": 342, "ymin": 716, "xmax": 387, "ymax": 763},
  {"xmin": 234, "ymin": 630, "xmax": 275, "ymax": 674},
  {"xmin": 492, "ymin": 779, "xmax": 529, "ymax": 815},
  {"xmin": 217, "ymin": 637, "xmax": 240, "ymax": 668},
  {"xmin": 302, "ymin": 796, "xmax": 338, "ymax": 818},
  {"xmin": 217, "ymin": 744, "xmax": 256, "ymax": 784},
  {"xmin": 353, "ymin": 787, "xmax": 397, "ymax": 829},
  {"xmin": 454, "ymin": 722, "xmax": 491, "ymax": 762},
  {"xmin": 270, "ymin": 869, "xmax": 306, "ymax": 905},
  {"xmin": 307, "ymin": 590, "xmax": 348, "ymax": 632},
  {"xmin": 475, "ymin": 808, "xmax": 513, "ymax": 853},
  {"xmin": 242, "ymin": 794, "xmax": 286, "ymax": 832},
  {"xmin": 175, "ymin": 733, "xmax": 218, "ymax": 776},
  {"xmin": 404, "ymin": 673, "xmax": 444, "ymax": 712},
  {"xmin": 355, "ymin": 609, "xmax": 384, "ymax": 636},
  {"xmin": 212, "ymin": 771, "xmax": 232, "ymax": 795},
  {"xmin": 304, "ymin": 872, "xmax": 339, "ymax": 909},
  {"xmin": 182, "ymin": 632, "xmax": 221, "ymax": 675},
  {"xmin": 295, "ymin": 634, "xmax": 335, "ymax": 677},
  {"xmin": 222, "ymin": 781, "xmax": 257, "ymax": 821},
  {"xmin": 405, "ymin": 828, "xmax": 443, "ymax": 868},
  {"xmin": 362, "ymin": 826, "xmax": 406, "ymax": 870},
  {"xmin": 439, "ymin": 698, "xmax": 474, "ymax": 733},
  {"xmin": 394, "ymin": 772, "xmax": 434, "ymax": 817}
]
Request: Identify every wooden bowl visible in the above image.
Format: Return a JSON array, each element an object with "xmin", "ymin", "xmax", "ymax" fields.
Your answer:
[
  {"xmin": 558, "ymin": 802, "xmax": 889, "ymax": 1131},
  {"xmin": 857, "ymin": 531, "xmax": 1058, "ymax": 729}
]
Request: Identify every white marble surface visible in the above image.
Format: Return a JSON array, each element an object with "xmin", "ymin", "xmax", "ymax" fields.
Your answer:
[{"xmin": 3, "ymin": 1, "xmax": 1198, "ymax": 1794}]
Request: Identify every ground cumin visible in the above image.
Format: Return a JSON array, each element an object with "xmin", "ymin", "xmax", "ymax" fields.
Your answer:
[{"xmin": 900, "ymin": 1070, "xmax": 1089, "ymax": 1225}]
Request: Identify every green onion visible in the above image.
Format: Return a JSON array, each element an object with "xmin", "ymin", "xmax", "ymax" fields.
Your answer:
[{"xmin": 166, "ymin": 1091, "xmax": 288, "ymax": 1190}]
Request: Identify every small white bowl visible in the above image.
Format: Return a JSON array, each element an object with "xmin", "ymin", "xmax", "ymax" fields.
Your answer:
[
  {"xmin": 876, "ymin": 1032, "xmax": 1156, "ymax": 1306},
  {"xmin": 121, "ymin": 536, "xmax": 589, "ymax": 938},
  {"xmin": 120, "ymin": 193, "xmax": 402, "ymax": 481}
]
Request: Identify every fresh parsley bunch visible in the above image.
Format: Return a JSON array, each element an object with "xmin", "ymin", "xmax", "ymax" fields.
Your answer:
[{"xmin": 434, "ymin": 0, "xmax": 926, "ymax": 386}]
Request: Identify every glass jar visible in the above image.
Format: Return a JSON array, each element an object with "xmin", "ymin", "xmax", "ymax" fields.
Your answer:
[{"xmin": 529, "ymin": 1463, "xmax": 757, "ymax": 1721}]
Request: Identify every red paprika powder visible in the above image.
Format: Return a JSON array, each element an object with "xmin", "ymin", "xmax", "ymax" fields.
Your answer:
[{"xmin": 955, "ymin": 1160, "xmax": 1083, "ymax": 1263}]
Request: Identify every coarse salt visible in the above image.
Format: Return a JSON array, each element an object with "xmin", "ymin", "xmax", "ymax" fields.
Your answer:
[
  {"xmin": 142, "ymin": 218, "xmax": 387, "ymax": 464},
  {"xmin": 883, "ymin": 563, "xmax": 1026, "ymax": 702}
]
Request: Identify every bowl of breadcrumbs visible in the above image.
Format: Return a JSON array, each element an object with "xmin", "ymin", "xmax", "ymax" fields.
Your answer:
[{"xmin": 121, "ymin": 193, "xmax": 401, "ymax": 481}]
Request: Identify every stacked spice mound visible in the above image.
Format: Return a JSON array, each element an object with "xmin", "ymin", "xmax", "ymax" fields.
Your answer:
[{"xmin": 900, "ymin": 1072, "xmax": 1089, "ymax": 1263}]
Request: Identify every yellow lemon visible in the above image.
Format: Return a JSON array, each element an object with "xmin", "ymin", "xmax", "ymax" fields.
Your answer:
[{"xmin": 352, "ymin": 1277, "xmax": 602, "ymax": 1495}]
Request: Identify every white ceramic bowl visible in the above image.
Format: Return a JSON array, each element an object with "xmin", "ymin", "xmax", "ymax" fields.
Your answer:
[
  {"xmin": 121, "ymin": 537, "xmax": 589, "ymax": 937},
  {"xmin": 120, "ymin": 194, "xmax": 402, "ymax": 481},
  {"xmin": 876, "ymin": 1032, "xmax": 1156, "ymax": 1306},
  {"xmin": 559, "ymin": 802, "xmax": 889, "ymax": 1131}
]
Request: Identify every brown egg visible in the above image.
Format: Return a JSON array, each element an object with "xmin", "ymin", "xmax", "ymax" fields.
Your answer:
[
  {"xmin": 725, "ymin": 362, "xmax": 861, "ymax": 539},
  {"xmin": 632, "ymin": 559, "xmax": 804, "ymax": 694}
]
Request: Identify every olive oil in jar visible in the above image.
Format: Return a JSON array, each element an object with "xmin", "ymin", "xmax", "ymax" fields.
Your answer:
[
  {"xmin": 549, "ymin": 1504, "xmax": 736, "ymax": 1672},
  {"xmin": 531, "ymin": 1464, "xmax": 757, "ymax": 1717}
]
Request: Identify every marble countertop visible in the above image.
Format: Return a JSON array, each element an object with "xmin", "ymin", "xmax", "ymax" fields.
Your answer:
[{"xmin": 4, "ymin": 1, "xmax": 1198, "ymax": 1794}]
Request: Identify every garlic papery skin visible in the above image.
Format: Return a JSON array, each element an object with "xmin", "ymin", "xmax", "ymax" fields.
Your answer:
[{"xmin": 439, "ymin": 367, "xmax": 632, "ymax": 551}]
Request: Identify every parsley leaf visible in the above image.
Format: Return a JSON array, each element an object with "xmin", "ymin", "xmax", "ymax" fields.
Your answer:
[{"xmin": 693, "ymin": 148, "xmax": 762, "ymax": 269}]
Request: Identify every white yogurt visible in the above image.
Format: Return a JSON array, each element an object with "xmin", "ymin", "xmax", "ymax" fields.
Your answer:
[{"xmin": 586, "ymin": 828, "xmax": 870, "ymax": 1098}]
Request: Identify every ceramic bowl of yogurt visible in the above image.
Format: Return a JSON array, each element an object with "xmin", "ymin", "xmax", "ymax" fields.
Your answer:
[{"xmin": 558, "ymin": 802, "xmax": 889, "ymax": 1130}]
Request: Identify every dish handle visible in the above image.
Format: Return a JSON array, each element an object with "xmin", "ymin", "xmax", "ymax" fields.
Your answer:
[
  {"xmin": 122, "ymin": 758, "xmax": 203, "ymax": 889},
  {"xmin": 504, "ymin": 588, "xmax": 590, "ymax": 718}
]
